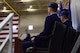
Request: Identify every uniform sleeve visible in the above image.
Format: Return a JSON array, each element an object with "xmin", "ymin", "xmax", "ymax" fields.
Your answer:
[{"xmin": 38, "ymin": 16, "xmax": 52, "ymax": 36}]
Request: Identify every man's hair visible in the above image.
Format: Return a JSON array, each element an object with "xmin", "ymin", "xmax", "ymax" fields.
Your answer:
[
  {"xmin": 61, "ymin": 11, "xmax": 68, "ymax": 18},
  {"xmin": 63, "ymin": 15, "xmax": 68, "ymax": 19},
  {"xmin": 51, "ymin": 8, "xmax": 57, "ymax": 12},
  {"xmin": 48, "ymin": 2, "xmax": 58, "ymax": 12}
]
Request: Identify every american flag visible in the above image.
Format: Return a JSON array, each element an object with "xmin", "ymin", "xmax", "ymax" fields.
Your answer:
[{"xmin": 0, "ymin": 15, "xmax": 19, "ymax": 44}]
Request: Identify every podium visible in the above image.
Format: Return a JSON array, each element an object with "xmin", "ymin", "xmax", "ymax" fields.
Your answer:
[{"xmin": 14, "ymin": 38, "xmax": 23, "ymax": 53}]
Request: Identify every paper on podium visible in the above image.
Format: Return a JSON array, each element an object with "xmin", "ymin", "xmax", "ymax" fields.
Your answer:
[{"xmin": 18, "ymin": 34, "xmax": 27, "ymax": 40}]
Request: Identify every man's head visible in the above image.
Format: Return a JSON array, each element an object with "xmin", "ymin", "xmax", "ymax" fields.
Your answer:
[
  {"xmin": 25, "ymin": 29, "xmax": 28, "ymax": 33},
  {"xmin": 48, "ymin": 2, "xmax": 58, "ymax": 14},
  {"xmin": 61, "ymin": 10, "xmax": 69, "ymax": 22}
]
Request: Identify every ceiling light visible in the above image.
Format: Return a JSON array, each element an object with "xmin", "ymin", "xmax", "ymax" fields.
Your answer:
[
  {"xmin": 0, "ymin": 10, "xmax": 12, "ymax": 12},
  {"xmin": 21, "ymin": 0, "xmax": 33, "ymax": 2},
  {"xmin": 0, "ymin": 6, "xmax": 12, "ymax": 12},
  {"xmin": 29, "ymin": 5, "xmax": 32, "ymax": 9},
  {"xmin": 28, "ymin": 25, "xmax": 33, "ymax": 30},
  {"xmin": 25, "ymin": 8, "xmax": 37, "ymax": 12},
  {"xmin": 3, "ymin": 6, "xmax": 7, "ymax": 11}
]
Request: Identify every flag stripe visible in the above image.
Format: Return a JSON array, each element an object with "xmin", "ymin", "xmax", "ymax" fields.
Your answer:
[
  {"xmin": 0, "ymin": 32, "xmax": 18, "ymax": 35},
  {"xmin": 0, "ymin": 19, "xmax": 19, "ymax": 22},
  {"xmin": 7, "ymin": 21, "xmax": 19, "ymax": 24},
  {"xmin": 6, "ymin": 24, "xmax": 18, "ymax": 26},
  {"xmin": 0, "ymin": 39, "xmax": 15, "ymax": 43},
  {"xmin": 0, "ymin": 17, "xmax": 19, "ymax": 20},
  {"xmin": 2, "ymin": 28, "xmax": 18, "ymax": 30},
  {"xmin": 0, "ymin": 16, "xmax": 19, "ymax": 44},
  {"xmin": 0, "ymin": 37, "xmax": 18, "ymax": 39},
  {"xmin": 0, "ymin": 30, "xmax": 18, "ymax": 33},
  {"xmin": 0, "ymin": 34, "xmax": 18, "ymax": 38}
]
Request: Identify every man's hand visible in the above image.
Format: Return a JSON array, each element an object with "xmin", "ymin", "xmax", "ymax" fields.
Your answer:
[
  {"xmin": 31, "ymin": 37, "xmax": 35, "ymax": 41},
  {"xmin": 31, "ymin": 36, "xmax": 37, "ymax": 40}
]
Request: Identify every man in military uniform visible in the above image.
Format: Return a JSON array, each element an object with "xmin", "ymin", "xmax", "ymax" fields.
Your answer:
[
  {"xmin": 22, "ymin": 2, "xmax": 61, "ymax": 53},
  {"xmin": 60, "ymin": 9, "xmax": 72, "ymax": 27}
]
